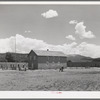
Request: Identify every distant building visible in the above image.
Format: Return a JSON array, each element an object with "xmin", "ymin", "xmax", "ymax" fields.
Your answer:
[
  {"xmin": 0, "ymin": 53, "xmax": 28, "ymax": 70},
  {"xmin": 28, "ymin": 50, "xmax": 67, "ymax": 70}
]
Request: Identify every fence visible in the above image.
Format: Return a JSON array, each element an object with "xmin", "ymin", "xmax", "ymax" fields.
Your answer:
[{"xmin": 0, "ymin": 62, "xmax": 28, "ymax": 70}]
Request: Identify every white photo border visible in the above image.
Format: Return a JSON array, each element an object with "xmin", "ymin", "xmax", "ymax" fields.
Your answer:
[{"xmin": 0, "ymin": 1, "xmax": 100, "ymax": 99}]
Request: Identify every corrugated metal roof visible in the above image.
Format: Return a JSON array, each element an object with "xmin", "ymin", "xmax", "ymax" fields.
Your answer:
[{"xmin": 33, "ymin": 50, "xmax": 67, "ymax": 57}]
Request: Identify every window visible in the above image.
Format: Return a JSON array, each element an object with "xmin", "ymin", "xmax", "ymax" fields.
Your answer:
[
  {"xmin": 46, "ymin": 61, "xmax": 49, "ymax": 64},
  {"xmin": 58, "ymin": 61, "xmax": 60, "ymax": 65},
  {"xmin": 53, "ymin": 57, "xmax": 55, "ymax": 61},
  {"xmin": 52, "ymin": 56, "xmax": 55, "ymax": 61},
  {"xmin": 30, "ymin": 56, "xmax": 32, "ymax": 60},
  {"xmin": 59, "ymin": 57, "xmax": 60, "ymax": 62},
  {"xmin": 34, "ymin": 56, "xmax": 36, "ymax": 60},
  {"xmin": 46, "ymin": 61, "xmax": 49, "ymax": 66},
  {"xmin": 47, "ymin": 56, "xmax": 49, "ymax": 61}
]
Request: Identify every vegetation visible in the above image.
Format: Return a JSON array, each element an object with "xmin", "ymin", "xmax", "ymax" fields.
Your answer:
[
  {"xmin": 0, "ymin": 53, "xmax": 28, "ymax": 62},
  {"xmin": 5, "ymin": 52, "xmax": 15, "ymax": 62},
  {"xmin": 0, "ymin": 68, "xmax": 100, "ymax": 90}
]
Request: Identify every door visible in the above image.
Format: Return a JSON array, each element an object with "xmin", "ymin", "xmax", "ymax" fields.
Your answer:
[
  {"xmin": 31, "ymin": 62, "xmax": 38, "ymax": 70},
  {"xmin": 32, "ymin": 63, "xmax": 34, "ymax": 69}
]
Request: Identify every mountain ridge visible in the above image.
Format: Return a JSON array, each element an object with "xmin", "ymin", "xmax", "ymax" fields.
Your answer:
[
  {"xmin": 0, "ymin": 52, "xmax": 99, "ymax": 62},
  {"xmin": 67, "ymin": 54, "xmax": 93, "ymax": 62}
]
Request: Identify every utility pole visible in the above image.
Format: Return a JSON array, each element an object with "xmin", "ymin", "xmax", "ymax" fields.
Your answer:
[
  {"xmin": 15, "ymin": 34, "xmax": 16, "ymax": 54},
  {"xmin": 15, "ymin": 34, "xmax": 17, "ymax": 69}
]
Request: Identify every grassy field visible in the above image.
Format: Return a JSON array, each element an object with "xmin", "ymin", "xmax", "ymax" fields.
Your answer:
[{"xmin": 0, "ymin": 68, "xmax": 100, "ymax": 91}]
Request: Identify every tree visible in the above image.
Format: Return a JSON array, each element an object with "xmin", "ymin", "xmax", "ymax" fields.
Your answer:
[
  {"xmin": 5, "ymin": 53, "xmax": 15, "ymax": 62},
  {"xmin": 67, "ymin": 60, "xmax": 72, "ymax": 62}
]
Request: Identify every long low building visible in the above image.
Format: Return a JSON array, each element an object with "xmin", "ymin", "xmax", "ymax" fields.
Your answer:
[{"xmin": 28, "ymin": 50, "xmax": 67, "ymax": 70}]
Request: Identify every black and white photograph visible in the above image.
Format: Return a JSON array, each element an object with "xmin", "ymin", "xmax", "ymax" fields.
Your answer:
[{"xmin": 1, "ymin": 1, "xmax": 100, "ymax": 94}]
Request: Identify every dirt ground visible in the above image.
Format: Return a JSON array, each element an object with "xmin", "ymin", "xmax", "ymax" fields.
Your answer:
[{"xmin": 0, "ymin": 68, "xmax": 100, "ymax": 91}]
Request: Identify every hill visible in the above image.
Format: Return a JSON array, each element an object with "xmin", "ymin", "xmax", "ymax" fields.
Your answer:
[
  {"xmin": 92, "ymin": 58, "xmax": 100, "ymax": 62},
  {"xmin": 0, "ymin": 52, "xmax": 95, "ymax": 63},
  {"xmin": 67, "ymin": 54, "xmax": 93, "ymax": 62}
]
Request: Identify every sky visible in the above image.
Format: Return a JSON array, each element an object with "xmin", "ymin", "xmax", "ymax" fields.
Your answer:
[{"xmin": 0, "ymin": 4, "xmax": 100, "ymax": 58}]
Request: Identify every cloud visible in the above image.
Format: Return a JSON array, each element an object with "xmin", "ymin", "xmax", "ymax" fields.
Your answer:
[
  {"xmin": 25, "ymin": 30, "xmax": 31, "ymax": 33},
  {"xmin": 41, "ymin": 9, "xmax": 58, "ymax": 18},
  {"xmin": 0, "ymin": 34, "xmax": 100, "ymax": 58},
  {"xmin": 0, "ymin": 34, "xmax": 77, "ymax": 54},
  {"xmin": 75, "ymin": 42, "xmax": 100, "ymax": 58},
  {"xmin": 69, "ymin": 20, "xmax": 77, "ymax": 24},
  {"xmin": 75, "ymin": 22, "xmax": 95, "ymax": 39},
  {"xmin": 66, "ymin": 35, "xmax": 76, "ymax": 40},
  {"xmin": 0, "ymin": 36, "xmax": 15, "ymax": 53},
  {"xmin": 69, "ymin": 20, "xmax": 95, "ymax": 39}
]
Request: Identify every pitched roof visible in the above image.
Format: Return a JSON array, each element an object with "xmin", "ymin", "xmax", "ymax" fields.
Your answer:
[{"xmin": 33, "ymin": 50, "xmax": 67, "ymax": 57}]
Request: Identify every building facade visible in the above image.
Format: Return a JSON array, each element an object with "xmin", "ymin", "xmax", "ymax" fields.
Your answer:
[{"xmin": 28, "ymin": 50, "xmax": 67, "ymax": 70}]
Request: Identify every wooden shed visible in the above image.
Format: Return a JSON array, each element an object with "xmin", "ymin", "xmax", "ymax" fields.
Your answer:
[{"xmin": 28, "ymin": 50, "xmax": 67, "ymax": 70}]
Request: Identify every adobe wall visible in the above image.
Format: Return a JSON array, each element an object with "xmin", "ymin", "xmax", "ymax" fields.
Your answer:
[
  {"xmin": 38, "ymin": 62, "xmax": 67, "ymax": 69},
  {"xmin": 0, "ymin": 62, "xmax": 28, "ymax": 70},
  {"xmin": 38, "ymin": 56, "xmax": 67, "ymax": 63}
]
